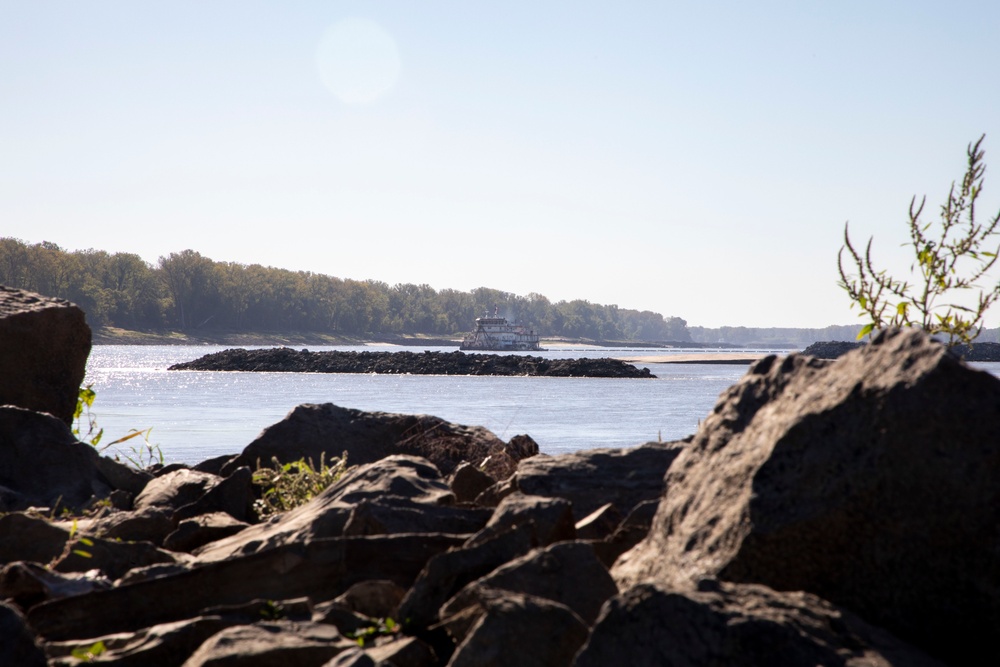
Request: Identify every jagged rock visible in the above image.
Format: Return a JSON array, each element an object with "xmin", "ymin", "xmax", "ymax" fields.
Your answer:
[
  {"xmin": 134, "ymin": 468, "xmax": 221, "ymax": 512},
  {"xmin": 575, "ymin": 581, "xmax": 946, "ymax": 667},
  {"xmin": 502, "ymin": 441, "xmax": 682, "ymax": 521},
  {"xmin": 441, "ymin": 542, "xmax": 617, "ymax": 626},
  {"xmin": 449, "ymin": 462, "xmax": 494, "ymax": 503},
  {"xmin": 194, "ymin": 456, "xmax": 454, "ymax": 563},
  {"xmin": 573, "ymin": 502, "xmax": 622, "ymax": 540},
  {"xmin": 444, "ymin": 588, "xmax": 589, "ymax": 667},
  {"xmin": 0, "ymin": 561, "xmax": 111, "ymax": 609},
  {"xmin": 89, "ymin": 506, "xmax": 174, "ymax": 546},
  {"xmin": 0, "ymin": 285, "xmax": 90, "ymax": 425},
  {"xmin": 323, "ymin": 648, "xmax": 377, "ymax": 667},
  {"xmin": 163, "ymin": 512, "xmax": 250, "ymax": 553},
  {"xmin": 334, "ymin": 579, "xmax": 407, "ymax": 620},
  {"xmin": 182, "ymin": 620, "xmax": 356, "ymax": 666},
  {"xmin": 613, "ymin": 329, "xmax": 1000, "ymax": 665},
  {"xmin": 467, "ymin": 493, "xmax": 575, "ymax": 547},
  {"xmin": 50, "ymin": 532, "xmax": 182, "ymax": 581},
  {"xmin": 366, "ymin": 636, "xmax": 437, "ymax": 667},
  {"xmin": 589, "ymin": 499, "xmax": 659, "ymax": 568},
  {"xmin": 170, "ymin": 347, "xmax": 654, "ymax": 379},
  {"xmin": 172, "ymin": 466, "xmax": 255, "ymax": 524},
  {"xmin": 29, "ymin": 533, "xmax": 465, "ymax": 641},
  {"xmin": 218, "ymin": 403, "xmax": 535, "ymax": 481},
  {"xmin": 311, "ymin": 600, "xmax": 373, "ymax": 635},
  {"xmin": 45, "ymin": 599, "xmax": 314, "ymax": 667},
  {"xmin": 397, "ymin": 524, "xmax": 534, "ymax": 630},
  {"xmin": 0, "ymin": 512, "xmax": 69, "ymax": 565},
  {"xmin": 342, "ymin": 497, "xmax": 492, "ymax": 537},
  {"xmin": 46, "ymin": 616, "xmax": 238, "ymax": 667},
  {"xmin": 0, "ymin": 407, "xmax": 141, "ymax": 511},
  {"xmin": 0, "ymin": 600, "xmax": 46, "ymax": 667}
]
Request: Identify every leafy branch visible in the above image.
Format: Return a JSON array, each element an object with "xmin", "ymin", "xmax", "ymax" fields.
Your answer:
[{"xmin": 838, "ymin": 135, "xmax": 1000, "ymax": 345}]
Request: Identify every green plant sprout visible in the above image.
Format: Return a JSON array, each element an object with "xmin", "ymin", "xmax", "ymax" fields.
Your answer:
[
  {"xmin": 73, "ymin": 385, "xmax": 163, "ymax": 469},
  {"xmin": 251, "ymin": 452, "xmax": 349, "ymax": 518},
  {"xmin": 347, "ymin": 617, "xmax": 400, "ymax": 647},
  {"xmin": 838, "ymin": 135, "xmax": 1000, "ymax": 345}
]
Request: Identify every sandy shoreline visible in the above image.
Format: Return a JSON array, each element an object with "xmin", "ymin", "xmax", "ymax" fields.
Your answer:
[{"xmin": 617, "ymin": 352, "xmax": 773, "ymax": 365}]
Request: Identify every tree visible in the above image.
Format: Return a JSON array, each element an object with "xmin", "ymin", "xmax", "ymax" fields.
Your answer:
[{"xmin": 838, "ymin": 135, "xmax": 1000, "ymax": 345}]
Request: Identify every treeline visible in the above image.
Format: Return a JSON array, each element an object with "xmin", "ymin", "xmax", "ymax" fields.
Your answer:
[{"xmin": 0, "ymin": 238, "xmax": 691, "ymax": 341}]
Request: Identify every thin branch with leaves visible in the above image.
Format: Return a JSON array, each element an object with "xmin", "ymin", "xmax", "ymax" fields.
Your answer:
[{"xmin": 838, "ymin": 135, "xmax": 1000, "ymax": 345}]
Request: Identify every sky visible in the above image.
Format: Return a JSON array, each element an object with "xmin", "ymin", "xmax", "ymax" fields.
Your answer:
[{"xmin": 2, "ymin": 1, "xmax": 999, "ymax": 328}]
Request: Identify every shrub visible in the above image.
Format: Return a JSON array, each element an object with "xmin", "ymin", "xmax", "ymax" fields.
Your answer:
[
  {"xmin": 838, "ymin": 135, "xmax": 1000, "ymax": 345},
  {"xmin": 251, "ymin": 452, "xmax": 349, "ymax": 518}
]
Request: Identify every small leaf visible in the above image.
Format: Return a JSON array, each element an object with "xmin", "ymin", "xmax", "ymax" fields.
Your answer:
[
  {"xmin": 72, "ymin": 549, "xmax": 93, "ymax": 558},
  {"xmin": 856, "ymin": 323, "xmax": 875, "ymax": 340},
  {"xmin": 78, "ymin": 537, "xmax": 94, "ymax": 547}
]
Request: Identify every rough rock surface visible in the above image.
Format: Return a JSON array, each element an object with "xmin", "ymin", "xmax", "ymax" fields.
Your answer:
[
  {"xmin": 803, "ymin": 338, "xmax": 1000, "ymax": 361},
  {"xmin": 445, "ymin": 589, "xmax": 590, "ymax": 667},
  {"xmin": 0, "ymin": 285, "xmax": 91, "ymax": 425},
  {"xmin": 219, "ymin": 403, "xmax": 537, "ymax": 481},
  {"xmin": 169, "ymin": 347, "xmax": 656, "ymax": 378},
  {"xmin": 182, "ymin": 620, "xmax": 356, "ymax": 667},
  {"xmin": 195, "ymin": 455, "xmax": 455, "ymax": 562},
  {"xmin": 498, "ymin": 441, "xmax": 682, "ymax": 521},
  {"xmin": 575, "ymin": 581, "xmax": 945, "ymax": 667},
  {"xmin": 614, "ymin": 328, "xmax": 1000, "ymax": 664},
  {"xmin": 441, "ymin": 542, "xmax": 617, "ymax": 626},
  {"xmin": 0, "ymin": 406, "xmax": 143, "ymax": 511}
]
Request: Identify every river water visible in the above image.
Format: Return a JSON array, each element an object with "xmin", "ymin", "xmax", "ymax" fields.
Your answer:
[
  {"xmin": 87, "ymin": 344, "xmax": 996, "ymax": 467},
  {"xmin": 81, "ymin": 344, "xmax": 770, "ymax": 465}
]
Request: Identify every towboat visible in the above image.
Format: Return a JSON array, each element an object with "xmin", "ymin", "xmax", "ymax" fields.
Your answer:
[{"xmin": 460, "ymin": 311, "xmax": 544, "ymax": 351}]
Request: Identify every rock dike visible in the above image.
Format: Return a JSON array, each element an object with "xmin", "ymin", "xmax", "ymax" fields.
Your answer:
[
  {"xmin": 2, "ymin": 285, "xmax": 998, "ymax": 666},
  {"xmin": 167, "ymin": 347, "xmax": 656, "ymax": 378}
]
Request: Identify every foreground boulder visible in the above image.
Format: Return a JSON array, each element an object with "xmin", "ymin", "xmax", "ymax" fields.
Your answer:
[
  {"xmin": 484, "ymin": 441, "xmax": 682, "ymax": 520},
  {"xmin": 219, "ymin": 403, "xmax": 538, "ymax": 481},
  {"xmin": 0, "ymin": 406, "xmax": 148, "ymax": 512},
  {"xmin": 614, "ymin": 328, "xmax": 1000, "ymax": 665},
  {"xmin": 0, "ymin": 285, "xmax": 91, "ymax": 425},
  {"xmin": 576, "ymin": 581, "xmax": 944, "ymax": 666}
]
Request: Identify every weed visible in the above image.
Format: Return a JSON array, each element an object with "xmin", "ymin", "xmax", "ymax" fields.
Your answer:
[
  {"xmin": 72, "ymin": 386, "xmax": 164, "ymax": 469},
  {"xmin": 70, "ymin": 640, "xmax": 106, "ymax": 662},
  {"xmin": 347, "ymin": 617, "xmax": 400, "ymax": 647},
  {"xmin": 251, "ymin": 452, "xmax": 349, "ymax": 518},
  {"xmin": 839, "ymin": 135, "xmax": 1000, "ymax": 344}
]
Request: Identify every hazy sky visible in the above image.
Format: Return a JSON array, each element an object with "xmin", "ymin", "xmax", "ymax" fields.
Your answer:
[{"xmin": 2, "ymin": 2, "xmax": 998, "ymax": 328}]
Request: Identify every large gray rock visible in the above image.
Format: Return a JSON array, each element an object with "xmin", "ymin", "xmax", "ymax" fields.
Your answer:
[
  {"xmin": 445, "ymin": 589, "xmax": 589, "ymax": 667},
  {"xmin": 29, "ymin": 533, "xmax": 464, "ymax": 641},
  {"xmin": 0, "ymin": 601, "xmax": 46, "ymax": 667},
  {"xmin": 614, "ymin": 328, "xmax": 1000, "ymax": 665},
  {"xmin": 497, "ymin": 441, "xmax": 682, "ymax": 521},
  {"xmin": 0, "ymin": 406, "xmax": 141, "ymax": 511},
  {"xmin": 219, "ymin": 403, "xmax": 536, "ymax": 480},
  {"xmin": 0, "ymin": 285, "xmax": 90, "ymax": 425},
  {"xmin": 442, "ymin": 542, "xmax": 617, "ymax": 626},
  {"xmin": 182, "ymin": 620, "xmax": 356, "ymax": 667},
  {"xmin": 575, "ymin": 581, "xmax": 945, "ymax": 667},
  {"xmin": 194, "ymin": 455, "xmax": 454, "ymax": 562}
]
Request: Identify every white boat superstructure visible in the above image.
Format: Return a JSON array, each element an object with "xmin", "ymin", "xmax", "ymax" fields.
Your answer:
[{"xmin": 460, "ymin": 312, "xmax": 543, "ymax": 351}]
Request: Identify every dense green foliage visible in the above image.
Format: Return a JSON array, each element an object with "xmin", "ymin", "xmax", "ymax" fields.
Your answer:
[
  {"xmin": 838, "ymin": 135, "xmax": 1000, "ymax": 345},
  {"xmin": 251, "ymin": 453, "xmax": 349, "ymax": 519},
  {"xmin": 0, "ymin": 239, "xmax": 690, "ymax": 341}
]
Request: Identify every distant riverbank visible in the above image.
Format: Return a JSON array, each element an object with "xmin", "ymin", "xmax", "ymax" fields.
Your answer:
[{"xmin": 91, "ymin": 326, "xmax": 766, "ymax": 349}]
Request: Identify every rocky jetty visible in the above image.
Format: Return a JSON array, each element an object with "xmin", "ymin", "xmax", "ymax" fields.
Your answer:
[
  {"xmin": 168, "ymin": 347, "xmax": 656, "ymax": 378},
  {"xmin": 803, "ymin": 337, "xmax": 1000, "ymax": 361},
  {"xmin": 3, "ymin": 285, "xmax": 997, "ymax": 665}
]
